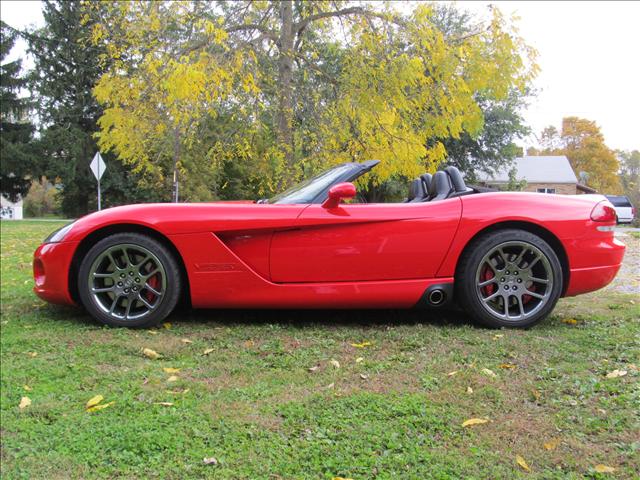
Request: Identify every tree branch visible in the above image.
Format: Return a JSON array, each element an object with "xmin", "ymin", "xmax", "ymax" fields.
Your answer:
[
  {"xmin": 293, "ymin": 52, "xmax": 338, "ymax": 86},
  {"xmin": 226, "ymin": 23, "xmax": 278, "ymax": 42},
  {"xmin": 294, "ymin": 6, "xmax": 400, "ymax": 36}
]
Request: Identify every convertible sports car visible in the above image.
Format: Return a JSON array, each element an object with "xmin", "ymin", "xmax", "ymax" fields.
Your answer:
[{"xmin": 33, "ymin": 162, "xmax": 625, "ymax": 328}]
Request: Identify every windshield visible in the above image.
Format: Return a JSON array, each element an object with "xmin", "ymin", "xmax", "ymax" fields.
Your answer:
[{"xmin": 269, "ymin": 164, "xmax": 354, "ymax": 204}]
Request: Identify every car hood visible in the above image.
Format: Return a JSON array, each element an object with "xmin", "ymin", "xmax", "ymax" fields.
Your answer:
[{"xmin": 61, "ymin": 201, "xmax": 307, "ymax": 242}]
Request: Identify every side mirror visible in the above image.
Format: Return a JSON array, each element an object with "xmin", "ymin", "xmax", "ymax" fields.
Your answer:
[{"xmin": 322, "ymin": 182, "xmax": 357, "ymax": 209}]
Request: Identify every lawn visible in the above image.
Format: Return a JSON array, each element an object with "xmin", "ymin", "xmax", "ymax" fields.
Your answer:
[{"xmin": 1, "ymin": 220, "xmax": 638, "ymax": 479}]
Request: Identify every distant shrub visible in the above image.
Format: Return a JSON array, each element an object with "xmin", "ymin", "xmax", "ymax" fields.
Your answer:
[{"xmin": 24, "ymin": 177, "xmax": 61, "ymax": 218}]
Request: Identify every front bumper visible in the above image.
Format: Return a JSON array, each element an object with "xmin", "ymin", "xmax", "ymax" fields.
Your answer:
[{"xmin": 33, "ymin": 241, "xmax": 78, "ymax": 306}]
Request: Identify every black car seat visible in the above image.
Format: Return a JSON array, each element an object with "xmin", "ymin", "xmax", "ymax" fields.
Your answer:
[
  {"xmin": 420, "ymin": 173, "xmax": 432, "ymax": 198},
  {"xmin": 444, "ymin": 166, "xmax": 474, "ymax": 198},
  {"xmin": 406, "ymin": 178, "xmax": 427, "ymax": 202},
  {"xmin": 429, "ymin": 171, "xmax": 453, "ymax": 201}
]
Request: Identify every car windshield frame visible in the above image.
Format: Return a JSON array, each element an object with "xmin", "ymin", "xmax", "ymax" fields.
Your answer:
[{"xmin": 269, "ymin": 163, "xmax": 367, "ymax": 204}]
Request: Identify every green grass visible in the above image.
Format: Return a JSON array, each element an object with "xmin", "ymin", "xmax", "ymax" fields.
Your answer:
[{"xmin": 1, "ymin": 220, "xmax": 639, "ymax": 479}]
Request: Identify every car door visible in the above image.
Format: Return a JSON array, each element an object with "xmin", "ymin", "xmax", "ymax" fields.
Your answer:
[{"xmin": 269, "ymin": 198, "xmax": 462, "ymax": 283}]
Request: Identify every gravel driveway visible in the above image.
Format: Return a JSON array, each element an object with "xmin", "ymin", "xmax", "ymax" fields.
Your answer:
[{"xmin": 607, "ymin": 229, "xmax": 640, "ymax": 294}]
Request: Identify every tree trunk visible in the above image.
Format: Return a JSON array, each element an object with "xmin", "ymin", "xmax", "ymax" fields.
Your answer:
[
  {"xmin": 172, "ymin": 128, "xmax": 180, "ymax": 202},
  {"xmin": 277, "ymin": 0, "xmax": 294, "ymax": 180}
]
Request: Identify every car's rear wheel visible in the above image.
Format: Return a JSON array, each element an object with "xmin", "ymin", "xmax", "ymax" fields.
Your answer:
[
  {"xmin": 456, "ymin": 229, "xmax": 563, "ymax": 328},
  {"xmin": 77, "ymin": 233, "xmax": 181, "ymax": 328}
]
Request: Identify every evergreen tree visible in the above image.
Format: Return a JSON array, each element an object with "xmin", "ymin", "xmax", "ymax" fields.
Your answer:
[
  {"xmin": 0, "ymin": 21, "xmax": 36, "ymax": 201},
  {"xmin": 27, "ymin": 1, "xmax": 150, "ymax": 217}
]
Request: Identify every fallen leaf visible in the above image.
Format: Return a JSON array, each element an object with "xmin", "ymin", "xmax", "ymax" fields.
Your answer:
[
  {"xmin": 167, "ymin": 388, "xmax": 190, "ymax": 395},
  {"xmin": 332, "ymin": 477, "xmax": 354, "ymax": 480},
  {"xmin": 493, "ymin": 334, "xmax": 504, "ymax": 339},
  {"xmin": 499, "ymin": 363, "xmax": 517, "ymax": 369},
  {"xmin": 466, "ymin": 386, "xmax": 473, "ymax": 394},
  {"xmin": 203, "ymin": 457, "xmax": 218, "ymax": 466},
  {"xmin": 87, "ymin": 401, "xmax": 114, "ymax": 412},
  {"xmin": 531, "ymin": 389, "xmax": 541, "ymax": 401},
  {"xmin": 594, "ymin": 464, "xmax": 615, "ymax": 473},
  {"xmin": 605, "ymin": 369, "xmax": 627, "ymax": 378},
  {"xmin": 28, "ymin": 352, "xmax": 38, "ymax": 358},
  {"xmin": 448, "ymin": 370, "xmax": 459, "ymax": 376},
  {"xmin": 516, "ymin": 454, "xmax": 531, "ymax": 472},
  {"xmin": 86, "ymin": 395, "xmax": 104, "ymax": 409},
  {"xmin": 360, "ymin": 374, "xmax": 369, "ymax": 380},
  {"xmin": 166, "ymin": 375, "xmax": 179, "ymax": 383},
  {"xmin": 143, "ymin": 348, "xmax": 161, "ymax": 360},
  {"xmin": 180, "ymin": 338, "xmax": 193, "ymax": 344},
  {"xmin": 19, "ymin": 397, "xmax": 31, "ymax": 409},
  {"xmin": 461, "ymin": 418, "xmax": 488, "ymax": 427},
  {"xmin": 543, "ymin": 438, "xmax": 560, "ymax": 451},
  {"xmin": 203, "ymin": 348, "xmax": 214, "ymax": 355},
  {"xmin": 148, "ymin": 330, "xmax": 159, "ymax": 335},
  {"xmin": 162, "ymin": 322, "xmax": 172, "ymax": 329},
  {"xmin": 350, "ymin": 341, "xmax": 371, "ymax": 348},
  {"xmin": 562, "ymin": 318, "xmax": 578, "ymax": 325},
  {"xmin": 243, "ymin": 340, "xmax": 254, "ymax": 348},
  {"xmin": 154, "ymin": 402, "xmax": 174, "ymax": 406},
  {"xmin": 330, "ymin": 359, "xmax": 340, "ymax": 369},
  {"xmin": 308, "ymin": 366, "xmax": 319, "ymax": 372},
  {"xmin": 163, "ymin": 367, "xmax": 180, "ymax": 374},
  {"xmin": 481, "ymin": 368, "xmax": 497, "ymax": 377},
  {"xmin": 23, "ymin": 385, "xmax": 32, "ymax": 391},
  {"xmin": 355, "ymin": 357, "xmax": 364, "ymax": 363},
  {"xmin": 326, "ymin": 383, "xmax": 335, "ymax": 389}
]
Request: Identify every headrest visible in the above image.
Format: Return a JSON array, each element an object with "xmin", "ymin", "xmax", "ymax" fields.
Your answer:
[
  {"xmin": 420, "ymin": 174, "xmax": 432, "ymax": 196},
  {"xmin": 431, "ymin": 171, "xmax": 452, "ymax": 200},
  {"xmin": 444, "ymin": 166, "xmax": 467, "ymax": 193}
]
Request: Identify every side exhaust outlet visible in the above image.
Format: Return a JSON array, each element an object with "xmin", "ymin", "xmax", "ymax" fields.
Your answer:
[
  {"xmin": 416, "ymin": 283, "xmax": 453, "ymax": 309},
  {"xmin": 428, "ymin": 289, "xmax": 446, "ymax": 306}
]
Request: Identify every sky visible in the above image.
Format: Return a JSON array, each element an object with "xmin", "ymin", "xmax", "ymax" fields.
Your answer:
[{"xmin": 1, "ymin": 0, "xmax": 639, "ymax": 151}]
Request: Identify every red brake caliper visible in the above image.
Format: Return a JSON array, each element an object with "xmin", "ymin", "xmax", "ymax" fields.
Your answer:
[
  {"xmin": 145, "ymin": 274, "xmax": 160, "ymax": 302},
  {"xmin": 481, "ymin": 265, "xmax": 495, "ymax": 296},
  {"xmin": 522, "ymin": 284, "xmax": 534, "ymax": 304}
]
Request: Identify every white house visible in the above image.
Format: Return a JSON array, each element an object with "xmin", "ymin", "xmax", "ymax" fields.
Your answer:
[{"xmin": 0, "ymin": 195, "xmax": 24, "ymax": 219}]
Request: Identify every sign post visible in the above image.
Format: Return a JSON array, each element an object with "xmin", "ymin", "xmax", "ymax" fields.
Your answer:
[{"xmin": 90, "ymin": 152, "xmax": 107, "ymax": 211}]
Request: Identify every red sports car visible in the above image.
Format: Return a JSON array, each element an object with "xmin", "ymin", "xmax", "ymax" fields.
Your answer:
[{"xmin": 33, "ymin": 162, "xmax": 625, "ymax": 328}]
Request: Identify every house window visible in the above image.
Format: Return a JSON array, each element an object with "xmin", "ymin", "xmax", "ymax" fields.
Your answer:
[{"xmin": 537, "ymin": 188, "xmax": 556, "ymax": 194}]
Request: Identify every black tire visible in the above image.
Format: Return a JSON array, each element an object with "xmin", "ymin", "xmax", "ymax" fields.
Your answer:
[
  {"xmin": 77, "ymin": 233, "xmax": 182, "ymax": 328},
  {"xmin": 456, "ymin": 229, "xmax": 563, "ymax": 328}
]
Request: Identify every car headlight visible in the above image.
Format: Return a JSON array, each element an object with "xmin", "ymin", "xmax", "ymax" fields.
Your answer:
[{"xmin": 44, "ymin": 222, "xmax": 76, "ymax": 243}]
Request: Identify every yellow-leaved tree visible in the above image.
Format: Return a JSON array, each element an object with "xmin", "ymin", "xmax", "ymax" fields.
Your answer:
[
  {"xmin": 314, "ymin": 5, "xmax": 537, "ymax": 185},
  {"xmin": 92, "ymin": 1, "xmax": 538, "ymax": 201},
  {"xmin": 91, "ymin": 1, "xmax": 255, "ymax": 201}
]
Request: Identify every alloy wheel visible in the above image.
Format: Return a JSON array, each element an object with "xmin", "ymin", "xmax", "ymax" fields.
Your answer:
[
  {"xmin": 87, "ymin": 243, "xmax": 167, "ymax": 321},
  {"xmin": 475, "ymin": 241, "xmax": 553, "ymax": 322}
]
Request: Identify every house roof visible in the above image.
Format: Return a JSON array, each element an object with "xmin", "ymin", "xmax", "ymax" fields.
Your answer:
[{"xmin": 477, "ymin": 156, "xmax": 578, "ymax": 184}]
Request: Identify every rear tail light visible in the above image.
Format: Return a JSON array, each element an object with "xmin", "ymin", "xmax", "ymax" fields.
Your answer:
[
  {"xmin": 590, "ymin": 201, "xmax": 616, "ymax": 222},
  {"xmin": 633, "ymin": 207, "xmax": 637, "ymax": 217}
]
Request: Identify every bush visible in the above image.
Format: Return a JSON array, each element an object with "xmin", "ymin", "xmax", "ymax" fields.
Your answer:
[{"xmin": 23, "ymin": 177, "xmax": 61, "ymax": 218}]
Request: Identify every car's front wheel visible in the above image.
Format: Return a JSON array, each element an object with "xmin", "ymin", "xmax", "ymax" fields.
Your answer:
[
  {"xmin": 456, "ymin": 229, "xmax": 563, "ymax": 328},
  {"xmin": 77, "ymin": 233, "xmax": 181, "ymax": 328}
]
